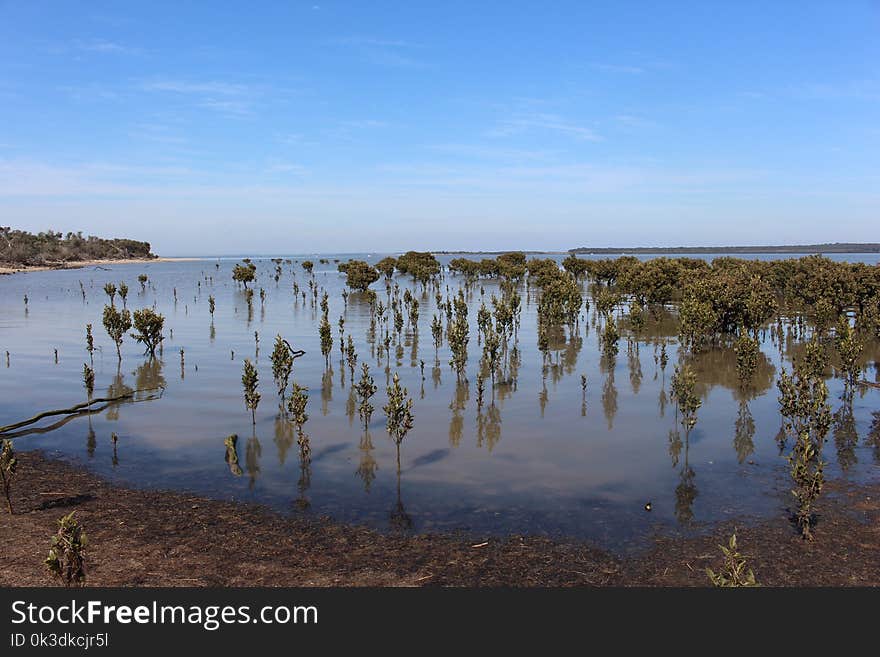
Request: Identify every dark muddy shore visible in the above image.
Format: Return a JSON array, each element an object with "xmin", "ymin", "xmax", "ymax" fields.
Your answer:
[{"xmin": 1, "ymin": 452, "xmax": 878, "ymax": 587}]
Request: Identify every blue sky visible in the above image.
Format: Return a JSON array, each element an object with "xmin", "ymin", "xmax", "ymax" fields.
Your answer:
[{"xmin": 1, "ymin": 1, "xmax": 878, "ymax": 255}]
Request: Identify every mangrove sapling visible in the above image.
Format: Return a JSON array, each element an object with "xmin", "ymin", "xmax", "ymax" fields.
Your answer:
[
  {"xmin": 384, "ymin": 373, "xmax": 414, "ymax": 472},
  {"xmin": 706, "ymin": 532, "xmax": 759, "ymax": 587},
  {"xmin": 130, "ymin": 308, "xmax": 165, "ymax": 358},
  {"xmin": 778, "ymin": 364, "xmax": 832, "ymax": 539},
  {"xmin": 476, "ymin": 373, "xmax": 485, "ymax": 411},
  {"xmin": 270, "ymin": 334, "xmax": 294, "ymax": 401},
  {"xmin": 338, "ymin": 316, "xmax": 345, "ymax": 360},
  {"xmin": 85, "ymin": 324, "xmax": 94, "ymax": 364},
  {"xmin": 0, "ymin": 439, "xmax": 16, "ymax": 514},
  {"xmin": 208, "ymin": 295, "xmax": 215, "ymax": 319},
  {"xmin": 670, "ymin": 365, "xmax": 701, "ymax": 430},
  {"xmin": 601, "ymin": 317, "xmax": 620, "ymax": 359},
  {"xmin": 118, "ymin": 282, "xmax": 128, "ymax": 308},
  {"xmin": 319, "ymin": 312, "xmax": 333, "ymax": 367},
  {"xmin": 355, "ymin": 363, "xmax": 377, "ymax": 430},
  {"xmin": 242, "ymin": 359, "xmax": 260, "ymax": 425},
  {"xmin": 138, "ymin": 274, "xmax": 147, "ymax": 291},
  {"xmin": 82, "ymin": 364, "xmax": 95, "ymax": 400},
  {"xmin": 834, "ymin": 316, "xmax": 862, "ymax": 388},
  {"xmin": 346, "ymin": 336, "xmax": 357, "ymax": 377},
  {"xmin": 232, "ymin": 261, "xmax": 257, "ymax": 288},
  {"xmin": 287, "ymin": 383, "xmax": 311, "ymax": 463},
  {"xmin": 734, "ymin": 332, "xmax": 760, "ymax": 384},
  {"xmin": 45, "ymin": 511, "xmax": 87, "ymax": 587},
  {"xmin": 102, "ymin": 304, "xmax": 132, "ymax": 361},
  {"xmin": 103, "ymin": 282, "xmax": 117, "ymax": 305}
]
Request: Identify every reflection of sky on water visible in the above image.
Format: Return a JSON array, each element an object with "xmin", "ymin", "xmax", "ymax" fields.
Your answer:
[{"xmin": 1, "ymin": 253, "xmax": 879, "ymax": 552}]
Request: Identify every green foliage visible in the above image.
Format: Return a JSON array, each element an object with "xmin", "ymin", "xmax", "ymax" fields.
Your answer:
[
  {"xmin": 671, "ymin": 365, "xmax": 701, "ymax": 430},
  {"xmin": 102, "ymin": 304, "xmax": 132, "ymax": 361},
  {"xmin": 301, "ymin": 260, "xmax": 314, "ymax": 274},
  {"xmin": 0, "ymin": 227, "xmax": 153, "ymax": 267},
  {"xmin": 354, "ymin": 363, "xmax": 377, "ymax": 429},
  {"xmin": 82, "ymin": 363, "xmax": 95, "ymax": 399},
  {"xmin": 130, "ymin": 308, "xmax": 165, "ymax": 358},
  {"xmin": 375, "ymin": 256, "xmax": 397, "ymax": 279},
  {"xmin": 734, "ymin": 332, "xmax": 760, "ymax": 384},
  {"xmin": 834, "ymin": 316, "xmax": 862, "ymax": 386},
  {"xmin": 270, "ymin": 334, "xmax": 294, "ymax": 400},
  {"xmin": 601, "ymin": 318, "xmax": 619, "ymax": 359},
  {"xmin": 0, "ymin": 439, "xmax": 17, "ymax": 514},
  {"xmin": 396, "ymin": 251, "xmax": 440, "ymax": 284},
  {"xmin": 118, "ymin": 282, "xmax": 128, "ymax": 306},
  {"xmin": 242, "ymin": 358, "xmax": 260, "ymax": 423},
  {"xmin": 208, "ymin": 295, "xmax": 215, "ymax": 317},
  {"xmin": 538, "ymin": 273, "xmax": 582, "ymax": 326},
  {"xmin": 319, "ymin": 313, "xmax": 333, "ymax": 365},
  {"xmin": 232, "ymin": 261, "xmax": 257, "ymax": 287},
  {"xmin": 384, "ymin": 373, "xmax": 414, "ymax": 449},
  {"xmin": 343, "ymin": 260, "xmax": 380, "ymax": 291},
  {"xmin": 778, "ymin": 363, "xmax": 831, "ymax": 539},
  {"xmin": 287, "ymin": 382, "xmax": 309, "ymax": 426},
  {"xmin": 45, "ymin": 511, "xmax": 87, "ymax": 587},
  {"xmin": 85, "ymin": 324, "xmax": 94, "ymax": 362},
  {"xmin": 137, "ymin": 273, "xmax": 148, "ymax": 290},
  {"xmin": 103, "ymin": 282, "xmax": 117, "ymax": 304},
  {"xmin": 706, "ymin": 533, "xmax": 759, "ymax": 587}
]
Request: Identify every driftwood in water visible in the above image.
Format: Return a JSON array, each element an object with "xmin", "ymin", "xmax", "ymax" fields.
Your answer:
[
  {"xmin": 859, "ymin": 379, "xmax": 880, "ymax": 389},
  {"xmin": 0, "ymin": 387, "xmax": 163, "ymax": 435}
]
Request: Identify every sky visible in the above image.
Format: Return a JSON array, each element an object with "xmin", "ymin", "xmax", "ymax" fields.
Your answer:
[{"xmin": 0, "ymin": 1, "xmax": 878, "ymax": 255}]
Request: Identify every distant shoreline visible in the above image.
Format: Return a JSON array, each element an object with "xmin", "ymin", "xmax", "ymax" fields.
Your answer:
[
  {"xmin": 568, "ymin": 243, "xmax": 880, "ymax": 255},
  {"xmin": 0, "ymin": 256, "xmax": 199, "ymax": 275}
]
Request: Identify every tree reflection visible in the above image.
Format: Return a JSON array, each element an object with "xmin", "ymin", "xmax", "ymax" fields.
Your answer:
[
  {"xmin": 355, "ymin": 431, "xmax": 378, "ymax": 493},
  {"xmin": 273, "ymin": 414, "xmax": 294, "ymax": 465},
  {"xmin": 733, "ymin": 400, "xmax": 755, "ymax": 464},
  {"xmin": 866, "ymin": 411, "xmax": 880, "ymax": 464},
  {"xmin": 601, "ymin": 368, "xmax": 617, "ymax": 430},
  {"xmin": 833, "ymin": 400, "xmax": 858, "ymax": 473},
  {"xmin": 245, "ymin": 432, "xmax": 261, "ymax": 489}
]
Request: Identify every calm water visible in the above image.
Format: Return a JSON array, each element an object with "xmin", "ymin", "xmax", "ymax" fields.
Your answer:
[{"xmin": 2, "ymin": 252, "xmax": 879, "ymax": 552}]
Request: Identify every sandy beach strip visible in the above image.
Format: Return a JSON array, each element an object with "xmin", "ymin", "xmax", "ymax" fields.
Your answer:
[{"xmin": 0, "ymin": 256, "xmax": 201, "ymax": 275}]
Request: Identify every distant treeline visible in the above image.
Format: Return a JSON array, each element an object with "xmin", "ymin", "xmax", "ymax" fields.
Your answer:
[
  {"xmin": 569, "ymin": 243, "xmax": 880, "ymax": 254},
  {"xmin": 0, "ymin": 228, "xmax": 155, "ymax": 266}
]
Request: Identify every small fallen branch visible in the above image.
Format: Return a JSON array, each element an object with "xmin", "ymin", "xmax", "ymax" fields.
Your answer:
[
  {"xmin": 0, "ymin": 387, "xmax": 164, "ymax": 435},
  {"xmin": 858, "ymin": 380, "xmax": 880, "ymax": 389}
]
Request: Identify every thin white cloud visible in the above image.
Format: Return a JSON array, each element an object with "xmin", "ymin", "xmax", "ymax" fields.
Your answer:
[
  {"xmin": 488, "ymin": 113, "xmax": 601, "ymax": 141},
  {"xmin": 73, "ymin": 39, "xmax": 137, "ymax": 54},
  {"xmin": 140, "ymin": 79, "xmax": 249, "ymax": 95},
  {"xmin": 592, "ymin": 63, "xmax": 645, "ymax": 74}
]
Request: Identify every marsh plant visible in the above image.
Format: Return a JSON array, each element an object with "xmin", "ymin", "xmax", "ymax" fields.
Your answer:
[
  {"xmin": 85, "ymin": 324, "xmax": 94, "ymax": 364},
  {"xmin": 670, "ymin": 365, "xmax": 701, "ymax": 430},
  {"xmin": 354, "ymin": 363, "xmax": 377, "ymax": 429},
  {"xmin": 82, "ymin": 363, "xmax": 95, "ymax": 400},
  {"xmin": 319, "ymin": 312, "xmax": 332, "ymax": 367},
  {"xmin": 103, "ymin": 282, "xmax": 117, "ymax": 305},
  {"xmin": 45, "ymin": 511, "xmax": 87, "ymax": 587},
  {"xmin": 734, "ymin": 332, "xmax": 760, "ymax": 384},
  {"xmin": 242, "ymin": 358, "xmax": 260, "ymax": 424},
  {"xmin": 118, "ymin": 282, "xmax": 128, "ymax": 308},
  {"xmin": 137, "ymin": 273, "xmax": 147, "ymax": 291},
  {"xmin": 706, "ymin": 532, "xmax": 759, "ymax": 587},
  {"xmin": 834, "ymin": 316, "xmax": 862, "ymax": 388},
  {"xmin": 102, "ymin": 304, "xmax": 132, "ymax": 361},
  {"xmin": 778, "ymin": 363, "xmax": 832, "ymax": 539},
  {"xmin": 0, "ymin": 439, "xmax": 16, "ymax": 514},
  {"xmin": 384, "ymin": 373, "xmax": 414, "ymax": 471},
  {"xmin": 270, "ymin": 334, "xmax": 294, "ymax": 401},
  {"xmin": 130, "ymin": 308, "xmax": 165, "ymax": 358},
  {"xmin": 208, "ymin": 295, "xmax": 215, "ymax": 319}
]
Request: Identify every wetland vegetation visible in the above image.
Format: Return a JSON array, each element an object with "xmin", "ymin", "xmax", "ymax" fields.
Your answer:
[{"xmin": 1, "ymin": 248, "xmax": 879, "ymax": 585}]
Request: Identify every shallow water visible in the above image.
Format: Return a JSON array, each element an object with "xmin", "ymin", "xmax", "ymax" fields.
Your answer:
[{"xmin": 2, "ymin": 252, "xmax": 879, "ymax": 552}]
